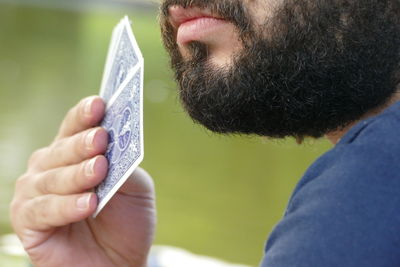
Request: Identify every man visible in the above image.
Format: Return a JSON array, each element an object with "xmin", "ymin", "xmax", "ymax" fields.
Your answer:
[{"xmin": 9, "ymin": 0, "xmax": 400, "ymax": 266}]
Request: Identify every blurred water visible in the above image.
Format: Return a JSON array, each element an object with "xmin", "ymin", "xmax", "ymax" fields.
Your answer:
[{"xmin": 0, "ymin": 4, "xmax": 332, "ymax": 265}]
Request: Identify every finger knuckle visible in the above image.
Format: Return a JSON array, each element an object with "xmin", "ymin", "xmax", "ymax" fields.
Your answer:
[
  {"xmin": 9, "ymin": 199, "xmax": 23, "ymax": 228},
  {"xmin": 9, "ymin": 198, "xmax": 21, "ymax": 214},
  {"xmin": 39, "ymin": 171, "xmax": 55, "ymax": 194},
  {"xmin": 48, "ymin": 140, "xmax": 67, "ymax": 165},
  {"xmin": 24, "ymin": 203, "xmax": 40, "ymax": 227},
  {"xmin": 34, "ymin": 197, "xmax": 50, "ymax": 221},
  {"xmin": 15, "ymin": 174, "xmax": 30, "ymax": 192},
  {"xmin": 66, "ymin": 104, "xmax": 78, "ymax": 120},
  {"xmin": 27, "ymin": 148, "xmax": 46, "ymax": 167}
]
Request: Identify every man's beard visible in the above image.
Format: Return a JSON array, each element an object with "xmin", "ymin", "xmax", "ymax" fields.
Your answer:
[{"xmin": 160, "ymin": 0, "xmax": 400, "ymax": 139}]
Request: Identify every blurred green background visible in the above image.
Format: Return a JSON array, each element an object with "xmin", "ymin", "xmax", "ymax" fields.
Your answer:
[{"xmin": 0, "ymin": 1, "xmax": 332, "ymax": 266}]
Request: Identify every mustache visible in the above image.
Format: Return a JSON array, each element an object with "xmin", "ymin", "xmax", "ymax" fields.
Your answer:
[{"xmin": 159, "ymin": 0, "xmax": 252, "ymax": 32}]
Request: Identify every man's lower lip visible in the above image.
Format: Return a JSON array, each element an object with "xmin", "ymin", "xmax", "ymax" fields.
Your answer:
[{"xmin": 177, "ymin": 17, "xmax": 229, "ymax": 45}]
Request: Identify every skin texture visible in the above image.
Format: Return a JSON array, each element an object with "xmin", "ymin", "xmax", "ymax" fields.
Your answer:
[{"xmin": 10, "ymin": 96, "xmax": 155, "ymax": 267}]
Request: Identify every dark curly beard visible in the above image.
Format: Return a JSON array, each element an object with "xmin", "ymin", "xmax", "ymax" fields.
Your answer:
[{"xmin": 160, "ymin": 0, "xmax": 400, "ymax": 139}]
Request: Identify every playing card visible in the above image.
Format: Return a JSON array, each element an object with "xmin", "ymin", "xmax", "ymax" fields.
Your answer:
[
  {"xmin": 99, "ymin": 22, "xmax": 123, "ymax": 97},
  {"xmin": 94, "ymin": 16, "xmax": 144, "ymax": 217},
  {"xmin": 100, "ymin": 17, "xmax": 143, "ymax": 102}
]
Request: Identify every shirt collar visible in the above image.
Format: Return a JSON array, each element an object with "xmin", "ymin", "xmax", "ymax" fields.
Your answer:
[{"xmin": 337, "ymin": 101, "xmax": 400, "ymax": 145}]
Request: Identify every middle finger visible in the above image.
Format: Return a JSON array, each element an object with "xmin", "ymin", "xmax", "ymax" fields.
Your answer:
[{"xmin": 30, "ymin": 127, "xmax": 108, "ymax": 172}]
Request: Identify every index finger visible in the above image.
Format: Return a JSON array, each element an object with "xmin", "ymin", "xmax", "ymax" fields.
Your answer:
[{"xmin": 55, "ymin": 96, "xmax": 105, "ymax": 140}]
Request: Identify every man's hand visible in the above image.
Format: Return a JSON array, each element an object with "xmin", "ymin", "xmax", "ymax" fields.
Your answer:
[{"xmin": 10, "ymin": 96, "xmax": 156, "ymax": 267}]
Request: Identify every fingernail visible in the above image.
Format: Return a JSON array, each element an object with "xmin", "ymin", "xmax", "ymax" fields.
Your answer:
[
  {"xmin": 85, "ymin": 157, "xmax": 96, "ymax": 177},
  {"xmin": 85, "ymin": 129, "xmax": 97, "ymax": 149},
  {"xmin": 84, "ymin": 98, "xmax": 93, "ymax": 117},
  {"xmin": 76, "ymin": 194, "xmax": 91, "ymax": 210}
]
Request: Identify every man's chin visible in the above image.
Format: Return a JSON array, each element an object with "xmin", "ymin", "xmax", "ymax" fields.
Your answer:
[
  {"xmin": 178, "ymin": 41, "xmax": 243, "ymax": 68},
  {"xmin": 177, "ymin": 45, "xmax": 192, "ymax": 61}
]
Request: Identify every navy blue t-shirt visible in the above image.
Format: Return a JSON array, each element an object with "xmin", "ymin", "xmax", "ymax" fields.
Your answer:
[{"xmin": 261, "ymin": 102, "xmax": 400, "ymax": 267}]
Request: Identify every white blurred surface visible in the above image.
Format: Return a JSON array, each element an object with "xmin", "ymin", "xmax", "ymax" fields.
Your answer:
[{"xmin": 1, "ymin": 234, "xmax": 252, "ymax": 267}]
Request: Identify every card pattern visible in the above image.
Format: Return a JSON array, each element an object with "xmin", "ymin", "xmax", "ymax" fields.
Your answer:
[
  {"xmin": 103, "ymin": 27, "xmax": 139, "ymax": 102},
  {"xmin": 94, "ymin": 16, "xmax": 144, "ymax": 217},
  {"xmin": 96, "ymin": 68, "xmax": 142, "ymax": 205}
]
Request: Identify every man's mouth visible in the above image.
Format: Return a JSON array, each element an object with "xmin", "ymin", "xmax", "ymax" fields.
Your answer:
[{"xmin": 168, "ymin": 5, "xmax": 230, "ymax": 45}]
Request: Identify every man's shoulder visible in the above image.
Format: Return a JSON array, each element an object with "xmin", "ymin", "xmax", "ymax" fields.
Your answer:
[
  {"xmin": 293, "ymin": 101, "xmax": 400, "ymax": 209},
  {"xmin": 290, "ymin": 107, "xmax": 400, "ymax": 204},
  {"xmin": 305, "ymin": 101, "xmax": 400, "ymax": 185},
  {"xmin": 327, "ymin": 101, "xmax": 400, "ymax": 179},
  {"xmin": 261, "ymin": 102, "xmax": 400, "ymax": 267}
]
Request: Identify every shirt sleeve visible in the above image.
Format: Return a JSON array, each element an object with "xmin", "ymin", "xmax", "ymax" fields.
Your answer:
[{"xmin": 261, "ymin": 138, "xmax": 400, "ymax": 267}]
